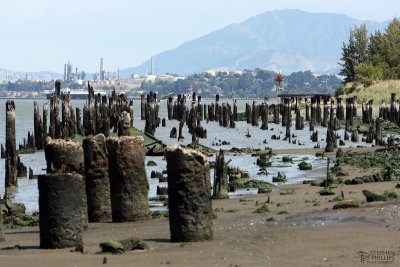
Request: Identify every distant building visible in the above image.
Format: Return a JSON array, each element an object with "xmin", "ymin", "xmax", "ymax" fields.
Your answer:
[
  {"xmin": 64, "ymin": 60, "xmax": 73, "ymax": 81},
  {"xmin": 100, "ymin": 58, "xmax": 105, "ymax": 81},
  {"xmin": 144, "ymin": 75, "xmax": 157, "ymax": 83},
  {"xmin": 150, "ymin": 56, "xmax": 156, "ymax": 76}
]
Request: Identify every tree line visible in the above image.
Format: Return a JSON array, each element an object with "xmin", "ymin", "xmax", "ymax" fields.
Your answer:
[
  {"xmin": 340, "ymin": 18, "xmax": 400, "ymax": 86},
  {"xmin": 141, "ymin": 69, "xmax": 341, "ymax": 98}
]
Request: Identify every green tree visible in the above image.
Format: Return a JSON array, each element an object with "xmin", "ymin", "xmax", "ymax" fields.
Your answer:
[
  {"xmin": 339, "ymin": 24, "xmax": 369, "ymax": 83},
  {"xmin": 383, "ymin": 19, "xmax": 400, "ymax": 71}
]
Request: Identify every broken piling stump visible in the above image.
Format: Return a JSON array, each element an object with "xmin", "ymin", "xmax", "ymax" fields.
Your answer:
[
  {"xmin": 38, "ymin": 173, "xmax": 84, "ymax": 248},
  {"xmin": 44, "ymin": 137, "xmax": 87, "ymax": 228},
  {"xmin": 106, "ymin": 136, "xmax": 150, "ymax": 222},
  {"xmin": 83, "ymin": 134, "xmax": 111, "ymax": 222},
  {"xmin": 165, "ymin": 145, "xmax": 213, "ymax": 242},
  {"xmin": 213, "ymin": 149, "xmax": 229, "ymax": 199}
]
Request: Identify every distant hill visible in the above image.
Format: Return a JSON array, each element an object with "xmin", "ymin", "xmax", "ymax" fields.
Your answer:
[{"xmin": 120, "ymin": 9, "xmax": 389, "ymax": 77}]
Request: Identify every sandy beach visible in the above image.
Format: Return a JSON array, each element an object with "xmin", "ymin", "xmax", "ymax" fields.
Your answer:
[{"xmin": 1, "ymin": 147, "xmax": 399, "ymax": 267}]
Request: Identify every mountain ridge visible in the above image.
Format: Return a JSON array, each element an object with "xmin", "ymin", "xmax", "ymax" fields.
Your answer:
[{"xmin": 120, "ymin": 9, "xmax": 390, "ymax": 77}]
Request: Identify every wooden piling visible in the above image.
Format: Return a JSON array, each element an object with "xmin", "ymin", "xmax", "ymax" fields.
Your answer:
[
  {"xmin": 165, "ymin": 145, "xmax": 213, "ymax": 242},
  {"xmin": 106, "ymin": 136, "xmax": 150, "ymax": 222},
  {"xmin": 213, "ymin": 150, "xmax": 229, "ymax": 199},
  {"xmin": 5, "ymin": 100, "xmax": 17, "ymax": 188}
]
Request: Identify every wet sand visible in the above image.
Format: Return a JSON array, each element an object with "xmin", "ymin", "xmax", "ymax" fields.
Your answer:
[{"xmin": 1, "ymin": 166, "xmax": 399, "ymax": 267}]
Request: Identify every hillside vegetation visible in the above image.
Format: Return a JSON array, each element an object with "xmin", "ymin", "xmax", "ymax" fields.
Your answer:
[{"xmin": 338, "ymin": 80, "xmax": 400, "ymax": 104}]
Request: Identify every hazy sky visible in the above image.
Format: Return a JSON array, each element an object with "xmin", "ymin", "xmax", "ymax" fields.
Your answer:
[{"xmin": 1, "ymin": 0, "xmax": 399, "ymax": 73}]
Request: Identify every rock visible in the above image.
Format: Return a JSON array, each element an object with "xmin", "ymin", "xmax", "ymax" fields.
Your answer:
[
  {"xmin": 150, "ymin": 170, "xmax": 163, "ymax": 179},
  {"xmin": 332, "ymin": 201, "xmax": 360, "ymax": 209},
  {"xmin": 159, "ymin": 175, "xmax": 168, "ymax": 183},
  {"xmin": 119, "ymin": 237, "xmax": 148, "ymax": 251},
  {"xmin": 99, "ymin": 237, "xmax": 148, "ymax": 254},
  {"xmin": 282, "ymin": 156, "xmax": 292, "ymax": 162},
  {"xmin": 319, "ymin": 188, "xmax": 335, "ymax": 195},
  {"xmin": 272, "ymin": 172, "xmax": 287, "ymax": 183},
  {"xmin": 298, "ymin": 161, "xmax": 312, "ymax": 170},
  {"xmin": 362, "ymin": 190, "xmax": 397, "ymax": 202},
  {"xmin": 156, "ymin": 186, "xmax": 168, "ymax": 195},
  {"xmin": 99, "ymin": 241, "xmax": 125, "ymax": 254},
  {"xmin": 147, "ymin": 160, "xmax": 157, "ymax": 166}
]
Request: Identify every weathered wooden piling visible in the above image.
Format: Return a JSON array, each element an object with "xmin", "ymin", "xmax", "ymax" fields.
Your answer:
[
  {"xmin": 165, "ymin": 145, "xmax": 213, "ymax": 242},
  {"xmin": 228, "ymin": 104, "xmax": 235, "ymax": 129},
  {"xmin": 233, "ymin": 100, "xmax": 238, "ymax": 121},
  {"xmin": 38, "ymin": 173, "xmax": 84, "ymax": 248},
  {"xmin": 365, "ymin": 125, "xmax": 374, "ymax": 144},
  {"xmin": 344, "ymin": 130, "xmax": 349, "ymax": 140},
  {"xmin": 83, "ymin": 134, "xmax": 111, "ymax": 222},
  {"xmin": 213, "ymin": 150, "xmax": 229, "ymax": 199},
  {"xmin": 118, "ymin": 111, "xmax": 131, "ymax": 137},
  {"xmin": 0, "ymin": 203, "xmax": 3, "ymax": 241},
  {"xmin": 203, "ymin": 103, "xmax": 208, "ymax": 121},
  {"xmin": 178, "ymin": 120, "xmax": 184, "ymax": 141},
  {"xmin": 325, "ymin": 127, "xmax": 336, "ymax": 152},
  {"xmin": 311, "ymin": 131, "xmax": 318, "ymax": 142},
  {"xmin": 167, "ymin": 96, "xmax": 174, "ymax": 120},
  {"xmin": 49, "ymin": 81, "xmax": 61, "ymax": 138},
  {"xmin": 351, "ymin": 128, "xmax": 359, "ymax": 142},
  {"xmin": 285, "ymin": 100, "xmax": 292, "ymax": 140},
  {"xmin": 260, "ymin": 103, "xmax": 269, "ymax": 130},
  {"xmin": 34, "ymin": 101, "xmax": 45, "ymax": 150},
  {"xmin": 44, "ymin": 137, "xmax": 84, "ymax": 174},
  {"xmin": 295, "ymin": 109, "xmax": 304, "ymax": 130},
  {"xmin": 144, "ymin": 92, "xmax": 158, "ymax": 136},
  {"xmin": 329, "ymin": 101, "xmax": 335, "ymax": 129},
  {"xmin": 61, "ymin": 94, "xmax": 71, "ymax": 138},
  {"xmin": 5, "ymin": 100, "xmax": 17, "ymax": 188},
  {"xmin": 17, "ymin": 156, "xmax": 27, "ymax": 178},
  {"xmin": 251, "ymin": 101, "xmax": 259, "ymax": 126},
  {"xmin": 273, "ymin": 104, "xmax": 280, "ymax": 124},
  {"xmin": 305, "ymin": 98, "xmax": 310, "ymax": 121},
  {"xmin": 245, "ymin": 103, "xmax": 251, "ymax": 124},
  {"xmin": 336, "ymin": 98, "xmax": 344, "ymax": 120},
  {"xmin": 75, "ymin": 107, "xmax": 82, "ymax": 135},
  {"xmin": 375, "ymin": 119, "xmax": 382, "ymax": 146},
  {"xmin": 281, "ymin": 99, "xmax": 288, "ymax": 127},
  {"xmin": 316, "ymin": 96, "xmax": 322, "ymax": 124},
  {"xmin": 106, "ymin": 136, "xmax": 150, "ymax": 222},
  {"xmin": 310, "ymin": 97, "xmax": 317, "ymax": 128},
  {"xmin": 222, "ymin": 104, "xmax": 229, "ymax": 128},
  {"xmin": 170, "ymin": 127, "xmax": 177, "ymax": 138},
  {"xmin": 346, "ymin": 98, "xmax": 354, "ymax": 128},
  {"xmin": 44, "ymin": 137, "xmax": 87, "ymax": 228},
  {"xmin": 197, "ymin": 96, "xmax": 203, "ymax": 121},
  {"xmin": 0, "ymin": 144, "xmax": 5, "ymax": 159},
  {"xmin": 140, "ymin": 94, "xmax": 146, "ymax": 120},
  {"xmin": 215, "ymin": 94, "xmax": 220, "ymax": 122}
]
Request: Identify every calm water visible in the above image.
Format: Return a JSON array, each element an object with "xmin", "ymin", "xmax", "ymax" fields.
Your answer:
[{"xmin": 0, "ymin": 97, "xmax": 373, "ymax": 213}]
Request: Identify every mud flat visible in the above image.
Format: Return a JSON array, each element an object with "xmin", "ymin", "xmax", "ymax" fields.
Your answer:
[{"xmin": 1, "ymin": 170, "xmax": 399, "ymax": 266}]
